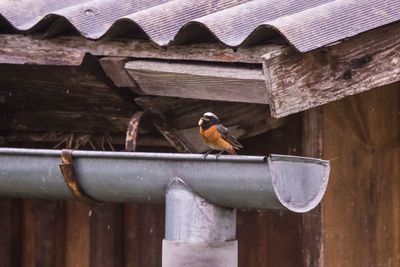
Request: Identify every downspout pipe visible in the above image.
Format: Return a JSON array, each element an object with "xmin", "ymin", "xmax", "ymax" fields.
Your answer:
[
  {"xmin": 0, "ymin": 147, "xmax": 329, "ymax": 212},
  {"xmin": 163, "ymin": 179, "xmax": 238, "ymax": 267}
]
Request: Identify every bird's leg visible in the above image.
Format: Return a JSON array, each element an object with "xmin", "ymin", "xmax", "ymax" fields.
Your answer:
[
  {"xmin": 215, "ymin": 150, "xmax": 225, "ymax": 160},
  {"xmin": 202, "ymin": 149, "xmax": 214, "ymax": 159}
]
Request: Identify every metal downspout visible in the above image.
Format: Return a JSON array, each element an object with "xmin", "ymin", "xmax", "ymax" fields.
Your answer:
[{"xmin": 163, "ymin": 179, "xmax": 237, "ymax": 267}]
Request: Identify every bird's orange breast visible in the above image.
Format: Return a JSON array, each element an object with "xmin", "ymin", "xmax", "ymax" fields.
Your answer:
[{"xmin": 199, "ymin": 125, "xmax": 233, "ymax": 151}]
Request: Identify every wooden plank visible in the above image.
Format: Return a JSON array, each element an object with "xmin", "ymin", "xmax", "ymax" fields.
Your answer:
[
  {"xmin": 3, "ymin": 131, "xmax": 172, "ymax": 148},
  {"xmin": 21, "ymin": 200, "xmax": 35, "ymax": 267},
  {"xmin": 135, "ymin": 97, "xmax": 196, "ymax": 153},
  {"xmin": 99, "ymin": 57, "xmax": 141, "ymax": 91},
  {"xmin": 65, "ymin": 201, "xmax": 90, "ymax": 267},
  {"xmin": 126, "ymin": 60, "xmax": 268, "ymax": 104},
  {"xmin": 0, "ymin": 63, "xmax": 136, "ymax": 135},
  {"xmin": 263, "ymin": 22, "xmax": 400, "ymax": 118},
  {"xmin": 0, "ymin": 46, "xmax": 84, "ymax": 65},
  {"xmin": 1, "ymin": 110, "xmax": 130, "ymax": 133},
  {"xmin": 238, "ymin": 211, "xmax": 303, "ymax": 267},
  {"xmin": 123, "ymin": 203, "xmax": 165, "ymax": 267},
  {"xmin": 301, "ymin": 108, "xmax": 323, "ymax": 267},
  {"xmin": 0, "ymin": 198, "xmax": 21, "ymax": 267},
  {"xmin": 322, "ymin": 82, "xmax": 400, "ymax": 266},
  {"xmin": 54, "ymin": 202, "xmax": 66, "ymax": 267},
  {"xmin": 90, "ymin": 203, "xmax": 123, "ymax": 267},
  {"xmin": 21, "ymin": 199, "xmax": 65, "ymax": 267},
  {"xmin": 0, "ymin": 34, "xmax": 280, "ymax": 65}
]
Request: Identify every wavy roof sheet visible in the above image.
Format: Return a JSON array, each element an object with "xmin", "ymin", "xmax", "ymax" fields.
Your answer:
[{"xmin": 0, "ymin": 0, "xmax": 399, "ymax": 52}]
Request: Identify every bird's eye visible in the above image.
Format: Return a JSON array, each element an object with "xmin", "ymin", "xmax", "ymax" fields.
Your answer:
[{"xmin": 203, "ymin": 117, "xmax": 210, "ymax": 121}]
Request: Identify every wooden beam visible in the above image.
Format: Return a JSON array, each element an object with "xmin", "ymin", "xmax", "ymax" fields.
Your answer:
[
  {"xmin": 301, "ymin": 108, "xmax": 323, "ymax": 267},
  {"xmin": 0, "ymin": 34, "xmax": 280, "ymax": 66},
  {"xmin": 99, "ymin": 57, "xmax": 141, "ymax": 92},
  {"xmin": 0, "ymin": 44, "xmax": 84, "ymax": 66},
  {"xmin": 263, "ymin": 22, "xmax": 400, "ymax": 118},
  {"xmin": 2, "ymin": 131, "xmax": 173, "ymax": 148},
  {"xmin": 135, "ymin": 97, "xmax": 196, "ymax": 153},
  {"xmin": 126, "ymin": 60, "xmax": 268, "ymax": 104},
  {"xmin": 0, "ymin": 63, "xmax": 137, "ymax": 135}
]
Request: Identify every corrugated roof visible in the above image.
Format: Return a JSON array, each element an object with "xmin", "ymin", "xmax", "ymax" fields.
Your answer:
[{"xmin": 0, "ymin": 0, "xmax": 399, "ymax": 52}]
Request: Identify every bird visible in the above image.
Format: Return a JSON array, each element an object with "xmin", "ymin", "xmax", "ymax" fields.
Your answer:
[{"xmin": 198, "ymin": 112, "xmax": 243, "ymax": 158}]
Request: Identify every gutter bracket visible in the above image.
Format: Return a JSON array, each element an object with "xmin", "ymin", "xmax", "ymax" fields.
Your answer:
[{"xmin": 59, "ymin": 149, "xmax": 100, "ymax": 206}]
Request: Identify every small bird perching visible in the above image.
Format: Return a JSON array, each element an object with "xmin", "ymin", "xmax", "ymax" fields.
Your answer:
[{"xmin": 198, "ymin": 112, "xmax": 243, "ymax": 158}]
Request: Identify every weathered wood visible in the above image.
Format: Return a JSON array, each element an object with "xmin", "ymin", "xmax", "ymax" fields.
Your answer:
[
  {"xmin": 3, "ymin": 131, "xmax": 173, "ymax": 149},
  {"xmin": 90, "ymin": 203, "xmax": 123, "ymax": 267},
  {"xmin": 0, "ymin": 63, "xmax": 137, "ymax": 139},
  {"xmin": 99, "ymin": 57, "xmax": 141, "ymax": 92},
  {"xmin": 0, "ymin": 45, "xmax": 84, "ymax": 65},
  {"xmin": 126, "ymin": 60, "xmax": 268, "ymax": 104},
  {"xmin": 21, "ymin": 199, "xmax": 65, "ymax": 267},
  {"xmin": 123, "ymin": 203, "xmax": 165, "ymax": 267},
  {"xmin": 0, "ymin": 34, "xmax": 280, "ymax": 65},
  {"xmin": 322, "ymin": 82, "xmax": 400, "ymax": 266},
  {"xmin": 135, "ymin": 97, "xmax": 195, "ymax": 153},
  {"xmin": 0, "ymin": 198, "xmax": 21, "ymax": 267},
  {"xmin": 65, "ymin": 201, "xmax": 90, "ymax": 267},
  {"xmin": 263, "ymin": 22, "xmax": 400, "ymax": 118},
  {"xmin": 0, "ymin": 61, "xmax": 281, "ymax": 150},
  {"xmin": 301, "ymin": 108, "xmax": 323, "ymax": 267}
]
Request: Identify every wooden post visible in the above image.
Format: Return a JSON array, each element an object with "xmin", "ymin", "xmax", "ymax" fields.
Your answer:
[{"xmin": 301, "ymin": 108, "xmax": 324, "ymax": 267}]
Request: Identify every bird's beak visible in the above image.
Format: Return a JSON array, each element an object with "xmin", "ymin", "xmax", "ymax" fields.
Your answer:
[{"xmin": 198, "ymin": 118, "xmax": 204, "ymax": 126}]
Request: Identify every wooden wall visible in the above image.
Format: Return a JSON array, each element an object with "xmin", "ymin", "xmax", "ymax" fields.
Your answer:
[{"xmin": 321, "ymin": 82, "xmax": 400, "ymax": 266}]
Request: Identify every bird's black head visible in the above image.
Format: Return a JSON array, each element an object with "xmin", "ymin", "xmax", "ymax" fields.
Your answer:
[{"xmin": 198, "ymin": 112, "xmax": 220, "ymax": 130}]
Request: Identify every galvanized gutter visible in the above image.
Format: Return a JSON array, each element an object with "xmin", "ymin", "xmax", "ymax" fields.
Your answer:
[
  {"xmin": 0, "ymin": 147, "xmax": 329, "ymax": 212},
  {"xmin": 0, "ymin": 147, "xmax": 330, "ymax": 267}
]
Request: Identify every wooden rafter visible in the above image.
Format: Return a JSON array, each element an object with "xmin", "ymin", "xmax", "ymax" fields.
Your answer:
[
  {"xmin": 125, "ymin": 60, "xmax": 268, "ymax": 104},
  {"xmin": 134, "ymin": 97, "xmax": 196, "ymax": 153},
  {"xmin": 2, "ymin": 131, "xmax": 172, "ymax": 148},
  {"xmin": 263, "ymin": 22, "xmax": 400, "ymax": 118},
  {"xmin": 0, "ymin": 34, "xmax": 280, "ymax": 66}
]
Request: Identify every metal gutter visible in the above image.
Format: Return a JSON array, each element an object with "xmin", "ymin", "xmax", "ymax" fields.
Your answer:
[{"xmin": 0, "ymin": 147, "xmax": 329, "ymax": 212}]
